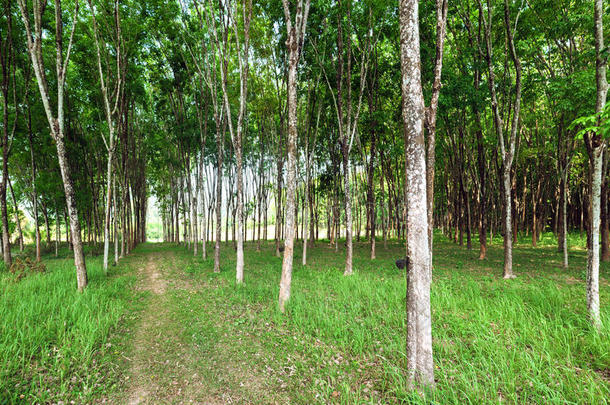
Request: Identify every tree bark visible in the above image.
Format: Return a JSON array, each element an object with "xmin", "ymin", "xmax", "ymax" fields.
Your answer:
[
  {"xmin": 400, "ymin": 0, "xmax": 434, "ymax": 388},
  {"xmin": 586, "ymin": 0, "xmax": 608, "ymax": 330}
]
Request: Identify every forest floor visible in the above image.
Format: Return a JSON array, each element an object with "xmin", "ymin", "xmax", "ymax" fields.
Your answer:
[{"xmin": 1, "ymin": 233, "xmax": 609, "ymax": 404}]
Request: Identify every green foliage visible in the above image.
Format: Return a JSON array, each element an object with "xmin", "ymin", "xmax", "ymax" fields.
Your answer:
[{"xmin": 571, "ymin": 103, "xmax": 610, "ymax": 141}]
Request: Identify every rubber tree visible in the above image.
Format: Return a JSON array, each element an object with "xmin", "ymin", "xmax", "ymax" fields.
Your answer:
[
  {"xmin": 88, "ymin": 0, "xmax": 124, "ymax": 275},
  {"xmin": 278, "ymin": 0, "xmax": 310, "ymax": 313},
  {"xmin": 478, "ymin": 0, "xmax": 522, "ymax": 279},
  {"xmin": 583, "ymin": 0, "xmax": 608, "ymax": 330},
  {"xmin": 399, "ymin": 0, "xmax": 434, "ymax": 388},
  {"xmin": 18, "ymin": 0, "xmax": 88, "ymax": 291},
  {"xmin": 207, "ymin": 0, "xmax": 252, "ymax": 284}
]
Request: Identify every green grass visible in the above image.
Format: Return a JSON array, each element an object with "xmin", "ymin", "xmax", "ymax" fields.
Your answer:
[
  {"xmin": 1, "ymin": 233, "xmax": 608, "ymax": 404},
  {"xmin": 0, "ymin": 245, "xmax": 136, "ymax": 404},
  {"xmin": 170, "ymin": 232, "xmax": 609, "ymax": 404}
]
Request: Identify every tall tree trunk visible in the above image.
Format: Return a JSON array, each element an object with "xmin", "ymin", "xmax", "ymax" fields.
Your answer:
[
  {"xmin": 0, "ymin": 1, "xmax": 16, "ymax": 268},
  {"xmin": 0, "ymin": 164, "xmax": 10, "ymax": 267},
  {"xmin": 479, "ymin": 0, "xmax": 520, "ymax": 279},
  {"xmin": 27, "ymin": 112, "xmax": 41, "ymax": 262},
  {"xmin": 475, "ymin": 105, "xmax": 487, "ymax": 259},
  {"xmin": 41, "ymin": 201, "xmax": 51, "ymax": 247},
  {"xmin": 0, "ymin": 80, "xmax": 10, "ymax": 267},
  {"xmin": 278, "ymin": 0, "xmax": 310, "ymax": 313},
  {"xmin": 200, "ymin": 155, "xmax": 207, "ymax": 259},
  {"xmin": 586, "ymin": 0, "xmax": 608, "ymax": 330},
  {"xmin": 400, "ymin": 0, "xmax": 434, "ymax": 388},
  {"xmin": 18, "ymin": 0, "xmax": 88, "ymax": 290},
  {"xmin": 275, "ymin": 153, "xmax": 283, "ymax": 257},
  {"xmin": 192, "ymin": 157, "xmax": 198, "ymax": 257}
]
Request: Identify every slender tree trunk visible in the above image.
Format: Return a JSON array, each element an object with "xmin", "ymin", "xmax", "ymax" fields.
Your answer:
[
  {"xmin": 279, "ymin": 53, "xmax": 298, "ymax": 310},
  {"xmin": 502, "ymin": 167, "xmax": 514, "ymax": 277},
  {"xmin": 0, "ymin": 171, "xmax": 10, "ymax": 267},
  {"xmin": 8, "ymin": 179, "xmax": 23, "ymax": 252},
  {"xmin": 55, "ymin": 204, "xmax": 60, "ymax": 257},
  {"xmin": 214, "ymin": 127, "xmax": 223, "ymax": 273},
  {"xmin": 42, "ymin": 202, "xmax": 51, "ymax": 247},
  {"xmin": 200, "ymin": 157, "xmax": 207, "ymax": 259},
  {"xmin": 586, "ymin": 0, "xmax": 607, "ymax": 330},
  {"xmin": 475, "ymin": 114, "xmax": 487, "ymax": 259},
  {"xmin": 192, "ymin": 158, "xmax": 198, "ymax": 257},
  {"xmin": 1, "ymin": 95, "xmax": 10, "ymax": 266},
  {"xmin": 235, "ymin": 152, "xmax": 245, "ymax": 282},
  {"xmin": 0, "ymin": 4, "xmax": 15, "ymax": 268},
  {"xmin": 103, "ymin": 152, "xmax": 113, "ymax": 274},
  {"xmin": 275, "ymin": 156, "xmax": 283, "ymax": 257},
  {"xmin": 343, "ymin": 153, "xmax": 353, "ymax": 275},
  {"xmin": 587, "ymin": 145, "xmax": 603, "ymax": 329},
  {"xmin": 561, "ymin": 170, "xmax": 569, "ymax": 268},
  {"xmin": 114, "ymin": 176, "xmax": 118, "ymax": 265},
  {"xmin": 480, "ymin": 0, "xmax": 520, "ymax": 278},
  {"xmin": 278, "ymin": 0, "xmax": 310, "ymax": 312},
  {"xmin": 367, "ymin": 104, "xmax": 377, "ymax": 259},
  {"xmin": 380, "ymin": 152, "xmax": 388, "ymax": 249}
]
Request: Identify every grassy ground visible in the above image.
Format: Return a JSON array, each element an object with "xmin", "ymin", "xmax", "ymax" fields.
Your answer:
[
  {"xmin": 0, "ymin": 233, "xmax": 608, "ymax": 404},
  {"xmin": 0, "ymin": 245, "xmax": 140, "ymax": 404},
  {"xmin": 165, "ymin": 234, "xmax": 609, "ymax": 404}
]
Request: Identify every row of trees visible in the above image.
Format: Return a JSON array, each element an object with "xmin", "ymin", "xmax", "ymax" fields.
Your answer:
[{"xmin": 0, "ymin": 0, "xmax": 606, "ymax": 389}]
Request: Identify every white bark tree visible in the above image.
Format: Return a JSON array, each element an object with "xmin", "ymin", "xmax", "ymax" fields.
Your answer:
[
  {"xmin": 191, "ymin": 0, "xmax": 226, "ymax": 273},
  {"xmin": 584, "ymin": 0, "xmax": 608, "ymax": 330},
  {"xmin": 18, "ymin": 0, "xmax": 88, "ymax": 291},
  {"xmin": 399, "ymin": 0, "xmax": 434, "ymax": 388},
  {"xmin": 206, "ymin": 0, "xmax": 252, "ymax": 284},
  {"xmin": 88, "ymin": 0, "xmax": 124, "ymax": 275},
  {"xmin": 278, "ymin": 0, "xmax": 310, "ymax": 313}
]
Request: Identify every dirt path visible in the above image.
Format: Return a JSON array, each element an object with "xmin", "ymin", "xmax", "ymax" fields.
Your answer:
[
  {"xmin": 117, "ymin": 247, "xmax": 288, "ymax": 405},
  {"xmin": 123, "ymin": 251, "xmax": 213, "ymax": 405}
]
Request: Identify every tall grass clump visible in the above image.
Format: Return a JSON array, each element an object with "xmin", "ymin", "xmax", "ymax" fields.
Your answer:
[{"xmin": 0, "ymin": 254, "xmax": 134, "ymax": 403}]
